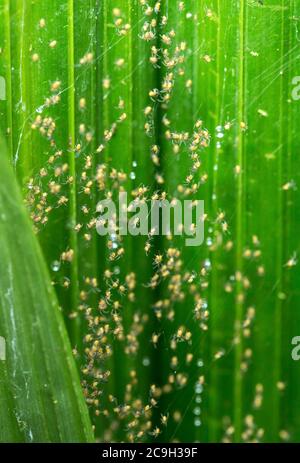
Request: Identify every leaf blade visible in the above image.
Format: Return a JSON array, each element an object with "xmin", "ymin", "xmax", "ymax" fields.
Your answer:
[{"xmin": 0, "ymin": 137, "xmax": 94, "ymax": 443}]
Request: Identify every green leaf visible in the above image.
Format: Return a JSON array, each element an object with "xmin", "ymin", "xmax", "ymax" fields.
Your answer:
[
  {"xmin": 0, "ymin": 137, "xmax": 94, "ymax": 443},
  {"xmin": 1, "ymin": 0, "xmax": 300, "ymax": 444}
]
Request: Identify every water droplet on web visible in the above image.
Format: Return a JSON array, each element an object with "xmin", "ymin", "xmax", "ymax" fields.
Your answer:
[
  {"xmin": 110, "ymin": 233, "xmax": 119, "ymax": 248},
  {"xmin": 114, "ymin": 266, "xmax": 120, "ymax": 275},
  {"xmin": 196, "ymin": 396, "xmax": 202, "ymax": 404},
  {"xmin": 216, "ymin": 125, "xmax": 223, "ymax": 132},
  {"xmin": 130, "ymin": 171, "xmax": 136, "ymax": 180},
  {"xmin": 193, "ymin": 407, "xmax": 201, "ymax": 416},
  {"xmin": 197, "ymin": 359, "xmax": 204, "ymax": 367},
  {"xmin": 195, "ymin": 384, "xmax": 203, "ymax": 394},
  {"xmin": 142, "ymin": 357, "xmax": 150, "ymax": 366},
  {"xmin": 132, "ymin": 161, "xmax": 137, "ymax": 168},
  {"xmin": 36, "ymin": 105, "xmax": 44, "ymax": 114},
  {"xmin": 217, "ymin": 132, "xmax": 224, "ymax": 139},
  {"xmin": 51, "ymin": 260, "xmax": 61, "ymax": 272},
  {"xmin": 204, "ymin": 259, "xmax": 211, "ymax": 269},
  {"xmin": 194, "ymin": 418, "xmax": 202, "ymax": 427}
]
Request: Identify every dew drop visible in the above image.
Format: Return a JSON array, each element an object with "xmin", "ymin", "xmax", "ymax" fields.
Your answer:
[
  {"xmin": 142, "ymin": 357, "xmax": 150, "ymax": 366},
  {"xmin": 195, "ymin": 384, "xmax": 203, "ymax": 394},
  {"xmin": 204, "ymin": 259, "xmax": 211, "ymax": 269},
  {"xmin": 36, "ymin": 105, "xmax": 44, "ymax": 114},
  {"xmin": 194, "ymin": 418, "xmax": 202, "ymax": 427},
  {"xmin": 193, "ymin": 407, "xmax": 201, "ymax": 416},
  {"xmin": 51, "ymin": 260, "xmax": 61, "ymax": 272}
]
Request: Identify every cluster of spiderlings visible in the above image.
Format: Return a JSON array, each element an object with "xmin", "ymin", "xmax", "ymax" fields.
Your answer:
[
  {"xmin": 222, "ymin": 380, "xmax": 287, "ymax": 443},
  {"xmin": 20, "ymin": 1, "xmax": 292, "ymax": 444},
  {"xmin": 25, "ymin": 147, "xmax": 72, "ymax": 230},
  {"xmin": 77, "ymin": 262, "xmax": 164, "ymax": 442},
  {"xmin": 112, "ymin": 7, "xmax": 131, "ymax": 36}
]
